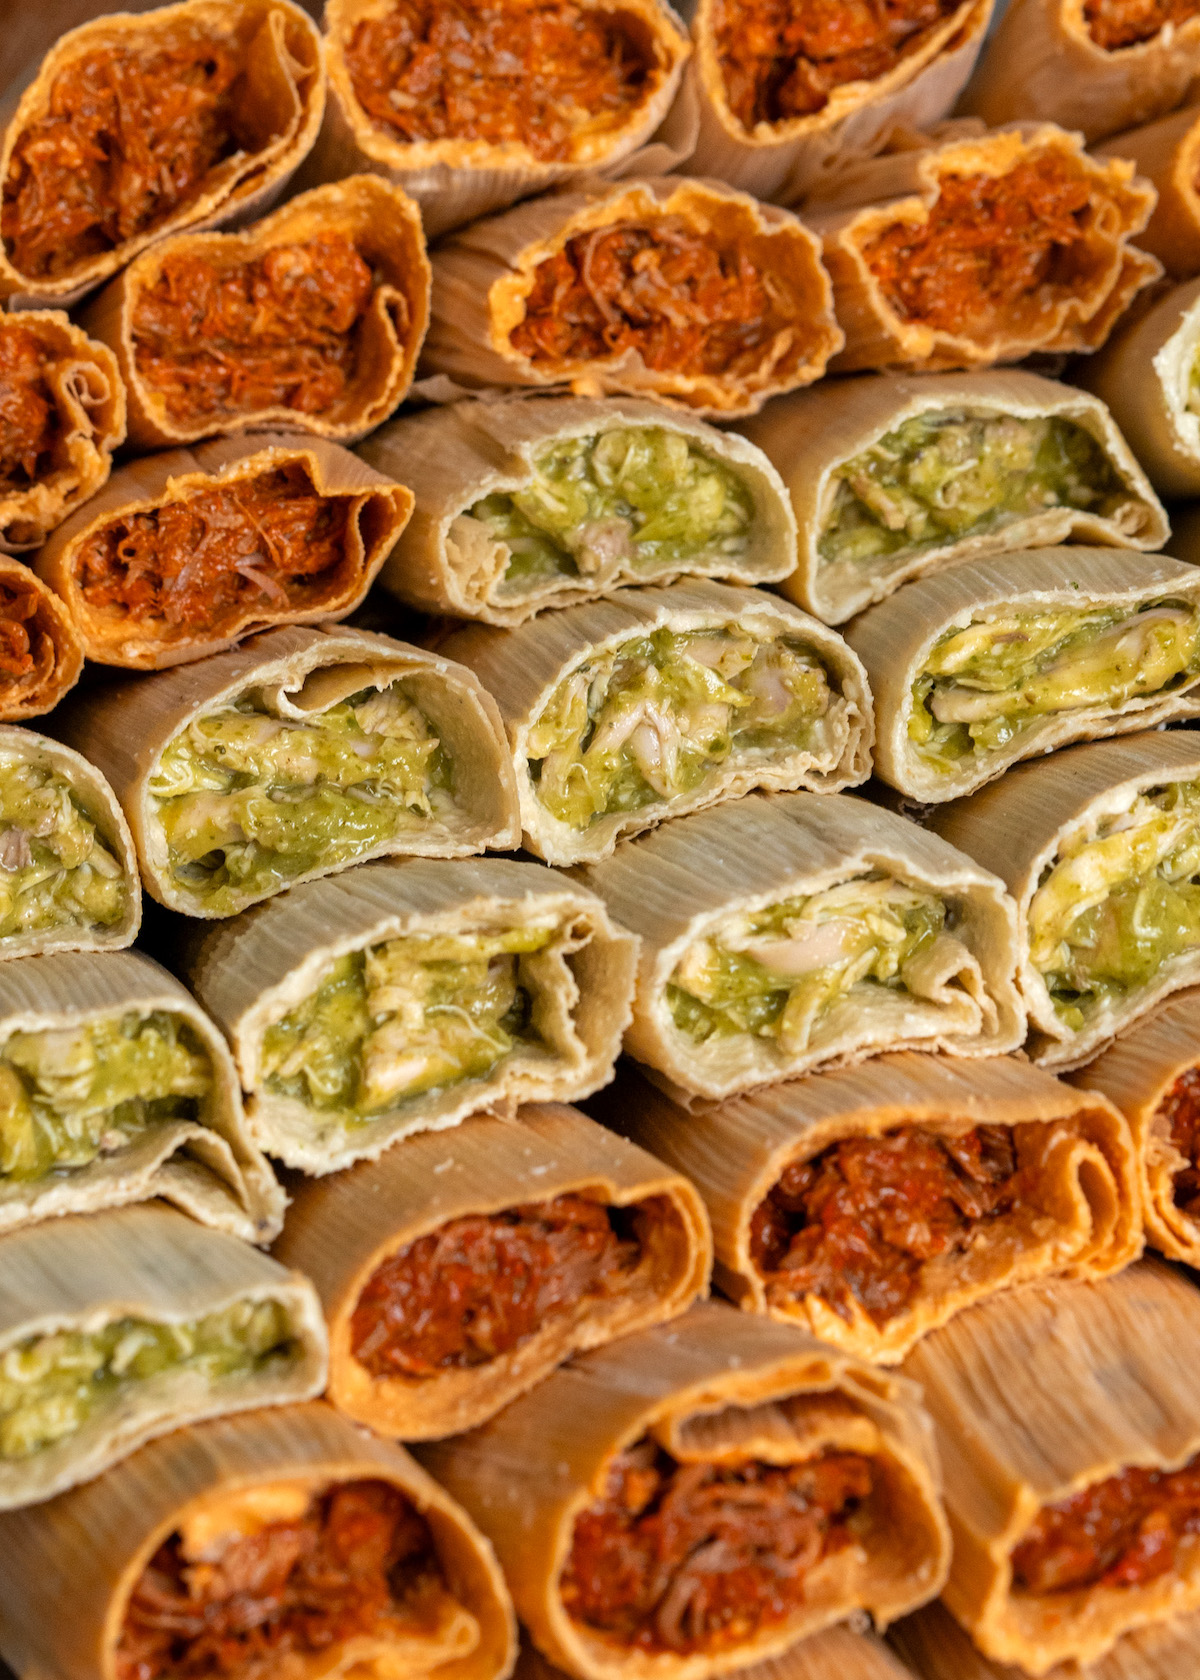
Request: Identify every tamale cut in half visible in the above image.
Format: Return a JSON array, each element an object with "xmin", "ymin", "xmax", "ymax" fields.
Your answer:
[
  {"xmin": 933, "ymin": 731, "xmax": 1200, "ymax": 1069},
  {"xmin": 184, "ymin": 856, "xmax": 637, "ymax": 1172},
  {"xmin": 607, "ymin": 1052, "xmax": 1138, "ymax": 1364},
  {"xmin": 273, "ymin": 1101, "xmax": 711, "ymax": 1438},
  {"xmin": 905, "ymin": 1258, "xmax": 1200, "ymax": 1673},
  {"xmin": 580, "ymin": 791, "xmax": 1023, "ymax": 1100},
  {"xmin": 0, "ymin": 0, "xmax": 325, "ymax": 309},
  {"xmin": 421, "ymin": 1300, "xmax": 949, "ymax": 1680},
  {"xmin": 36, "ymin": 433, "xmax": 414, "ymax": 669},
  {"xmin": 893, "ymin": 1597, "xmax": 1200, "ymax": 1680},
  {"xmin": 54, "ymin": 624, "xmax": 520, "ymax": 918},
  {"xmin": 357, "ymin": 396, "xmax": 796, "ymax": 627},
  {"xmin": 1096, "ymin": 107, "xmax": 1200, "ymax": 278},
  {"xmin": 847, "ymin": 547, "xmax": 1200, "ymax": 803},
  {"xmin": 439, "ymin": 581, "xmax": 872, "ymax": 867},
  {"xmin": 0, "ymin": 1400, "xmax": 517, "ymax": 1680},
  {"xmin": 422, "ymin": 177, "xmax": 843, "ymax": 419},
  {"xmin": 736, "ymin": 369, "xmax": 1168, "ymax": 624},
  {"xmin": 0, "ymin": 1203, "xmax": 325, "ymax": 1510}
]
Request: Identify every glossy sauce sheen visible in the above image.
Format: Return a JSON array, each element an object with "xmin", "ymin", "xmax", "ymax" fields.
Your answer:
[
  {"xmin": 0, "ymin": 327, "xmax": 58, "ymax": 492},
  {"xmin": 1157, "ymin": 1066, "xmax": 1200, "ymax": 1221},
  {"xmin": 0, "ymin": 579, "xmax": 43, "ymax": 683},
  {"xmin": 1083, "ymin": 0, "xmax": 1200, "ymax": 48}
]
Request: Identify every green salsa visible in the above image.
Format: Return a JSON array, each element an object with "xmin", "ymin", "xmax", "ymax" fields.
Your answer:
[{"xmin": 0, "ymin": 760, "xmax": 125, "ymax": 940}]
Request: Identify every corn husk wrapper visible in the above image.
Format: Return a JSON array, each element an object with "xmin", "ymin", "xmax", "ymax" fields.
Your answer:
[
  {"xmin": 441, "ymin": 580, "xmax": 872, "ymax": 867},
  {"xmin": 0, "ymin": 562, "xmax": 82, "ymax": 720},
  {"xmin": 273, "ymin": 1101, "xmax": 711, "ymax": 1439},
  {"xmin": 892, "ymin": 1599, "xmax": 1200, "ymax": 1680},
  {"xmin": 422, "ymin": 177, "xmax": 842, "ymax": 420},
  {"xmin": 737, "ymin": 369, "xmax": 1167, "ymax": 625},
  {"xmin": 581, "ymin": 790, "xmax": 1024, "ymax": 1099},
  {"xmin": 846, "ymin": 547, "xmax": 1200, "ymax": 804},
  {"xmin": 905, "ymin": 1259, "xmax": 1200, "ymax": 1673},
  {"xmin": 357, "ymin": 396, "xmax": 796, "ymax": 626},
  {"xmin": 0, "ymin": 0, "xmax": 325, "ymax": 310},
  {"xmin": 185, "ymin": 856, "xmax": 637, "ymax": 1170},
  {"xmin": 36, "ymin": 432, "xmax": 414, "ymax": 670},
  {"xmin": 0, "ymin": 1203, "xmax": 324, "ymax": 1510},
  {"xmin": 805, "ymin": 125, "xmax": 1159, "ymax": 374},
  {"xmin": 81, "ymin": 174, "xmax": 430, "ymax": 451},
  {"xmin": 421, "ymin": 1299, "xmax": 949, "ymax": 1680},
  {"xmin": 932, "ymin": 732, "xmax": 1200, "ymax": 1069},
  {"xmin": 0, "ymin": 1399, "xmax": 516, "ymax": 1680},
  {"xmin": 308, "ymin": 0, "xmax": 693, "ymax": 240},
  {"xmin": 686, "ymin": 0, "xmax": 993, "ymax": 206},
  {"xmin": 516, "ymin": 1630, "xmax": 912, "ymax": 1680},
  {"xmin": 0, "ymin": 312, "xmax": 125, "ymax": 554},
  {"xmin": 1095, "ymin": 106, "xmax": 1200, "ymax": 277},
  {"xmin": 52, "ymin": 624, "xmax": 520, "ymax": 918}
]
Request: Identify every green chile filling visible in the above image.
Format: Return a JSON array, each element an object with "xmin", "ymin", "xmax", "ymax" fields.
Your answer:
[
  {"xmin": 149, "ymin": 684, "xmax": 452, "ymax": 913},
  {"xmin": 820, "ymin": 413, "xmax": 1131, "ymax": 570},
  {"xmin": 528, "ymin": 626, "xmax": 835, "ymax": 831},
  {"xmin": 909, "ymin": 601, "xmax": 1200, "ymax": 773},
  {"xmin": 0, "ymin": 761, "xmax": 126, "ymax": 939},
  {"xmin": 464, "ymin": 427, "xmax": 756, "ymax": 589},
  {"xmin": 0, "ymin": 1009, "xmax": 212, "ymax": 1184},
  {"xmin": 0, "ymin": 1297, "xmax": 298, "ymax": 1462}
]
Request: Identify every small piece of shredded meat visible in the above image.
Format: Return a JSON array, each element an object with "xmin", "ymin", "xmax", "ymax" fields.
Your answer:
[
  {"xmin": 749, "ymin": 1125, "xmax": 1023, "ymax": 1326},
  {"xmin": 116, "ymin": 1479, "xmax": 445, "ymax": 1680},
  {"xmin": 509, "ymin": 220, "xmax": 777, "ymax": 376},
  {"xmin": 1011, "ymin": 1454, "xmax": 1200, "ymax": 1595},
  {"xmin": 2, "ymin": 41, "xmax": 241, "ymax": 280},
  {"xmin": 714, "ymin": 0, "xmax": 962, "ymax": 128},
  {"xmin": 862, "ymin": 156, "xmax": 1093, "ymax": 334},
  {"xmin": 131, "ymin": 234, "xmax": 378, "ymax": 426},
  {"xmin": 0, "ymin": 579, "xmax": 42, "ymax": 683},
  {"xmin": 350, "ymin": 1193, "xmax": 646, "ymax": 1378},
  {"xmin": 1084, "ymin": 0, "xmax": 1200, "ymax": 49},
  {"xmin": 561, "ymin": 1440, "xmax": 873, "ymax": 1652},
  {"xmin": 0, "ymin": 327, "xmax": 58, "ymax": 493},
  {"xmin": 76, "ymin": 465, "xmax": 351, "ymax": 635},
  {"xmin": 345, "ymin": 0, "xmax": 653, "ymax": 161},
  {"xmin": 1156, "ymin": 1067, "xmax": 1200, "ymax": 1221}
]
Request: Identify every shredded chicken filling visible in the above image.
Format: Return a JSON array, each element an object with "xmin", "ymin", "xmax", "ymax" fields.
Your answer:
[
  {"xmin": 1083, "ymin": 0, "xmax": 1200, "ymax": 49},
  {"xmin": 345, "ymin": 0, "xmax": 655, "ymax": 160},
  {"xmin": 1157, "ymin": 1067, "xmax": 1200, "ymax": 1222},
  {"xmin": 562, "ymin": 1440, "xmax": 874, "ymax": 1651},
  {"xmin": 0, "ymin": 326, "xmax": 59, "ymax": 494},
  {"xmin": 0, "ymin": 759, "xmax": 126, "ymax": 946},
  {"xmin": 131, "ymin": 234, "xmax": 379, "ymax": 427}
]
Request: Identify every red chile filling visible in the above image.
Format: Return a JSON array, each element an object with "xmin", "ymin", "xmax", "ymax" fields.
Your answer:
[
  {"xmin": 0, "ymin": 326, "xmax": 59, "ymax": 495},
  {"xmin": 1084, "ymin": 0, "xmax": 1200, "ymax": 49},
  {"xmin": 1156, "ymin": 1067, "xmax": 1200, "ymax": 1221}
]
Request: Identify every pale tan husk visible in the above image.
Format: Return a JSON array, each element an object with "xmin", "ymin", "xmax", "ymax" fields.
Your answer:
[
  {"xmin": 51, "ymin": 624, "xmax": 521, "ymax": 918},
  {"xmin": 0, "ymin": 1399, "xmax": 517, "ymax": 1680},
  {"xmin": 357, "ymin": 396, "xmax": 796, "ymax": 626},
  {"xmin": 440, "ymin": 580, "xmax": 872, "ymax": 866},
  {"xmin": 0, "ymin": 0, "xmax": 325, "ymax": 309},
  {"xmin": 420, "ymin": 1299, "xmax": 949, "ymax": 1680},
  {"xmin": 0, "ymin": 561, "xmax": 83, "ymax": 720},
  {"xmin": 736, "ymin": 369, "xmax": 1168, "ymax": 624},
  {"xmin": 422, "ymin": 177, "xmax": 842, "ymax": 419},
  {"xmin": 273, "ymin": 1101, "xmax": 711, "ymax": 1438},
  {"xmin": 1097, "ymin": 106, "xmax": 1200, "ymax": 276},
  {"xmin": 846, "ymin": 547, "xmax": 1200, "ymax": 803},
  {"xmin": 185, "ymin": 856, "xmax": 637, "ymax": 1170},
  {"xmin": 892, "ymin": 1598, "xmax": 1200, "ymax": 1680},
  {"xmin": 0, "ymin": 1203, "xmax": 324, "ymax": 1510},
  {"xmin": 81, "ymin": 174, "xmax": 430, "ymax": 450},
  {"xmin": 516, "ymin": 1629, "xmax": 914, "ymax": 1680}
]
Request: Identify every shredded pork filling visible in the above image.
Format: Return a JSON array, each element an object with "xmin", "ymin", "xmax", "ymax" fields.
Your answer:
[
  {"xmin": 1083, "ymin": 0, "xmax": 1200, "ymax": 49},
  {"xmin": 0, "ymin": 326, "xmax": 59, "ymax": 494},
  {"xmin": 0, "ymin": 578, "xmax": 46, "ymax": 687},
  {"xmin": 562, "ymin": 1440, "xmax": 874, "ymax": 1651},
  {"xmin": 345, "ymin": 0, "xmax": 654, "ymax": 160},
  {"xmin": 131, "ymin": 234, "xmax": 379, "ymax": 427},
  {"xmin": 350, "ymin": 1193, "xmax": 649, "ymax": 1378},
  {"xmin": 1158, "ymin": 1067, "xmax": 1200, "ymax": 1221},
  {"xmin": 2, "ymin": 39, "xmax": 243, "ymax": 280},
  {"xmin": 0, "ymin": 759, "xmax": 126, "ymax": 946}
]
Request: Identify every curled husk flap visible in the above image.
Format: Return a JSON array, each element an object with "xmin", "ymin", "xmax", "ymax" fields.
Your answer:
[
  {"xmin": 847, "ymin": 547, "xmax": 1200, "ymax": 804},
  {"xmin": 806, "ymin": 124, "xmax": 1159, "ymax": 373},
  {"xmin": 81, "ymin": 174, "xmax": 431, "ymax": 450},
  {"xmin": 515, "ymin": 1629, "xmax": 914, "ymax": 1680},
  {"xmin": 311, "ymin": 0, "xmax": 693, "ymax": 240},
  {"xmin": 440, "ymin": 580, "xmax": 873, "ymax": 866},
  {"xmin": 0, "ymin": 0, "xmax": 325, "ymax": 309},
  {"xmin": 1096, "ymin": 106, "xmax": 1200, "ymax": 277},
  {"xmin": 687, "ymin": 0, "xmax": 993, "ymax": 205},
  {"xmin": 892, "ymin": 1598, "xmax": 1200, "ymax": 1680},
  {"xmin": 0, "ymin": 947, "xmax": 283, "ymax": 1241},
  {"xmin": 0, "ymin": 1399, "xmax": 517, "ymax": 1680},
  {"xmin": 0, "ymin": 311, "xmax": 126, "ymax": 553},
  {"xmin": 420, "ymin": 1300, "xmax": 950, "ymax": 1680},
  {"xmin": 357, "ymin": 396, "xmax": 796, "ymax": 626},
  {"xmin": 0, "ymin": 1203, "xmax": 324, "ymax": 1509},
  {"xmin": 932, "ymin": 732, "xmax": 1200, "ymax": 1069},
  {"xmin": 36, "ymin": 432, "xmax": 414, "ymax": 669},
  {"xmin": 273, "ymin": 1100, "xmax": 711, "ymax": 1438},
  {"xmin": 184, "ymin": 855, "xmax": 637, "ymax": 1170},
  {"xmin": 0, "ymin": 563, "xmax": 83, "ymax": 720},
  {"xmin": 52, "ymin": 624, "xmax": 521, "ymax": 918},
  {"xmin": 736, "ymin": 368, "xmax": 1168, "ymax": 624},
  {"xmin": 422, "ymin": 176, "xmax": 842, "ymax": 419},
  {"xmin": 904, "ymin": 1259, "xmax": 1200, "ymax": 1673},
  {"xmin": 607, "ymin": 1052, "xmax": 1137, "ymax": 1364}
]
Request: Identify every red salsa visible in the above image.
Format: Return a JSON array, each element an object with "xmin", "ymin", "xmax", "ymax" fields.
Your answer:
[
  {"xmin": 1156, "ymin": 1067, "xmax": 1200, "ymax": 1221},
  {"xmin": 1083, "ymin": 0, "xmax": 1200, "ymax": 49},
  {"xmin": 0, "ymin": 325, "xmax": 59, "ymax": 494}
]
